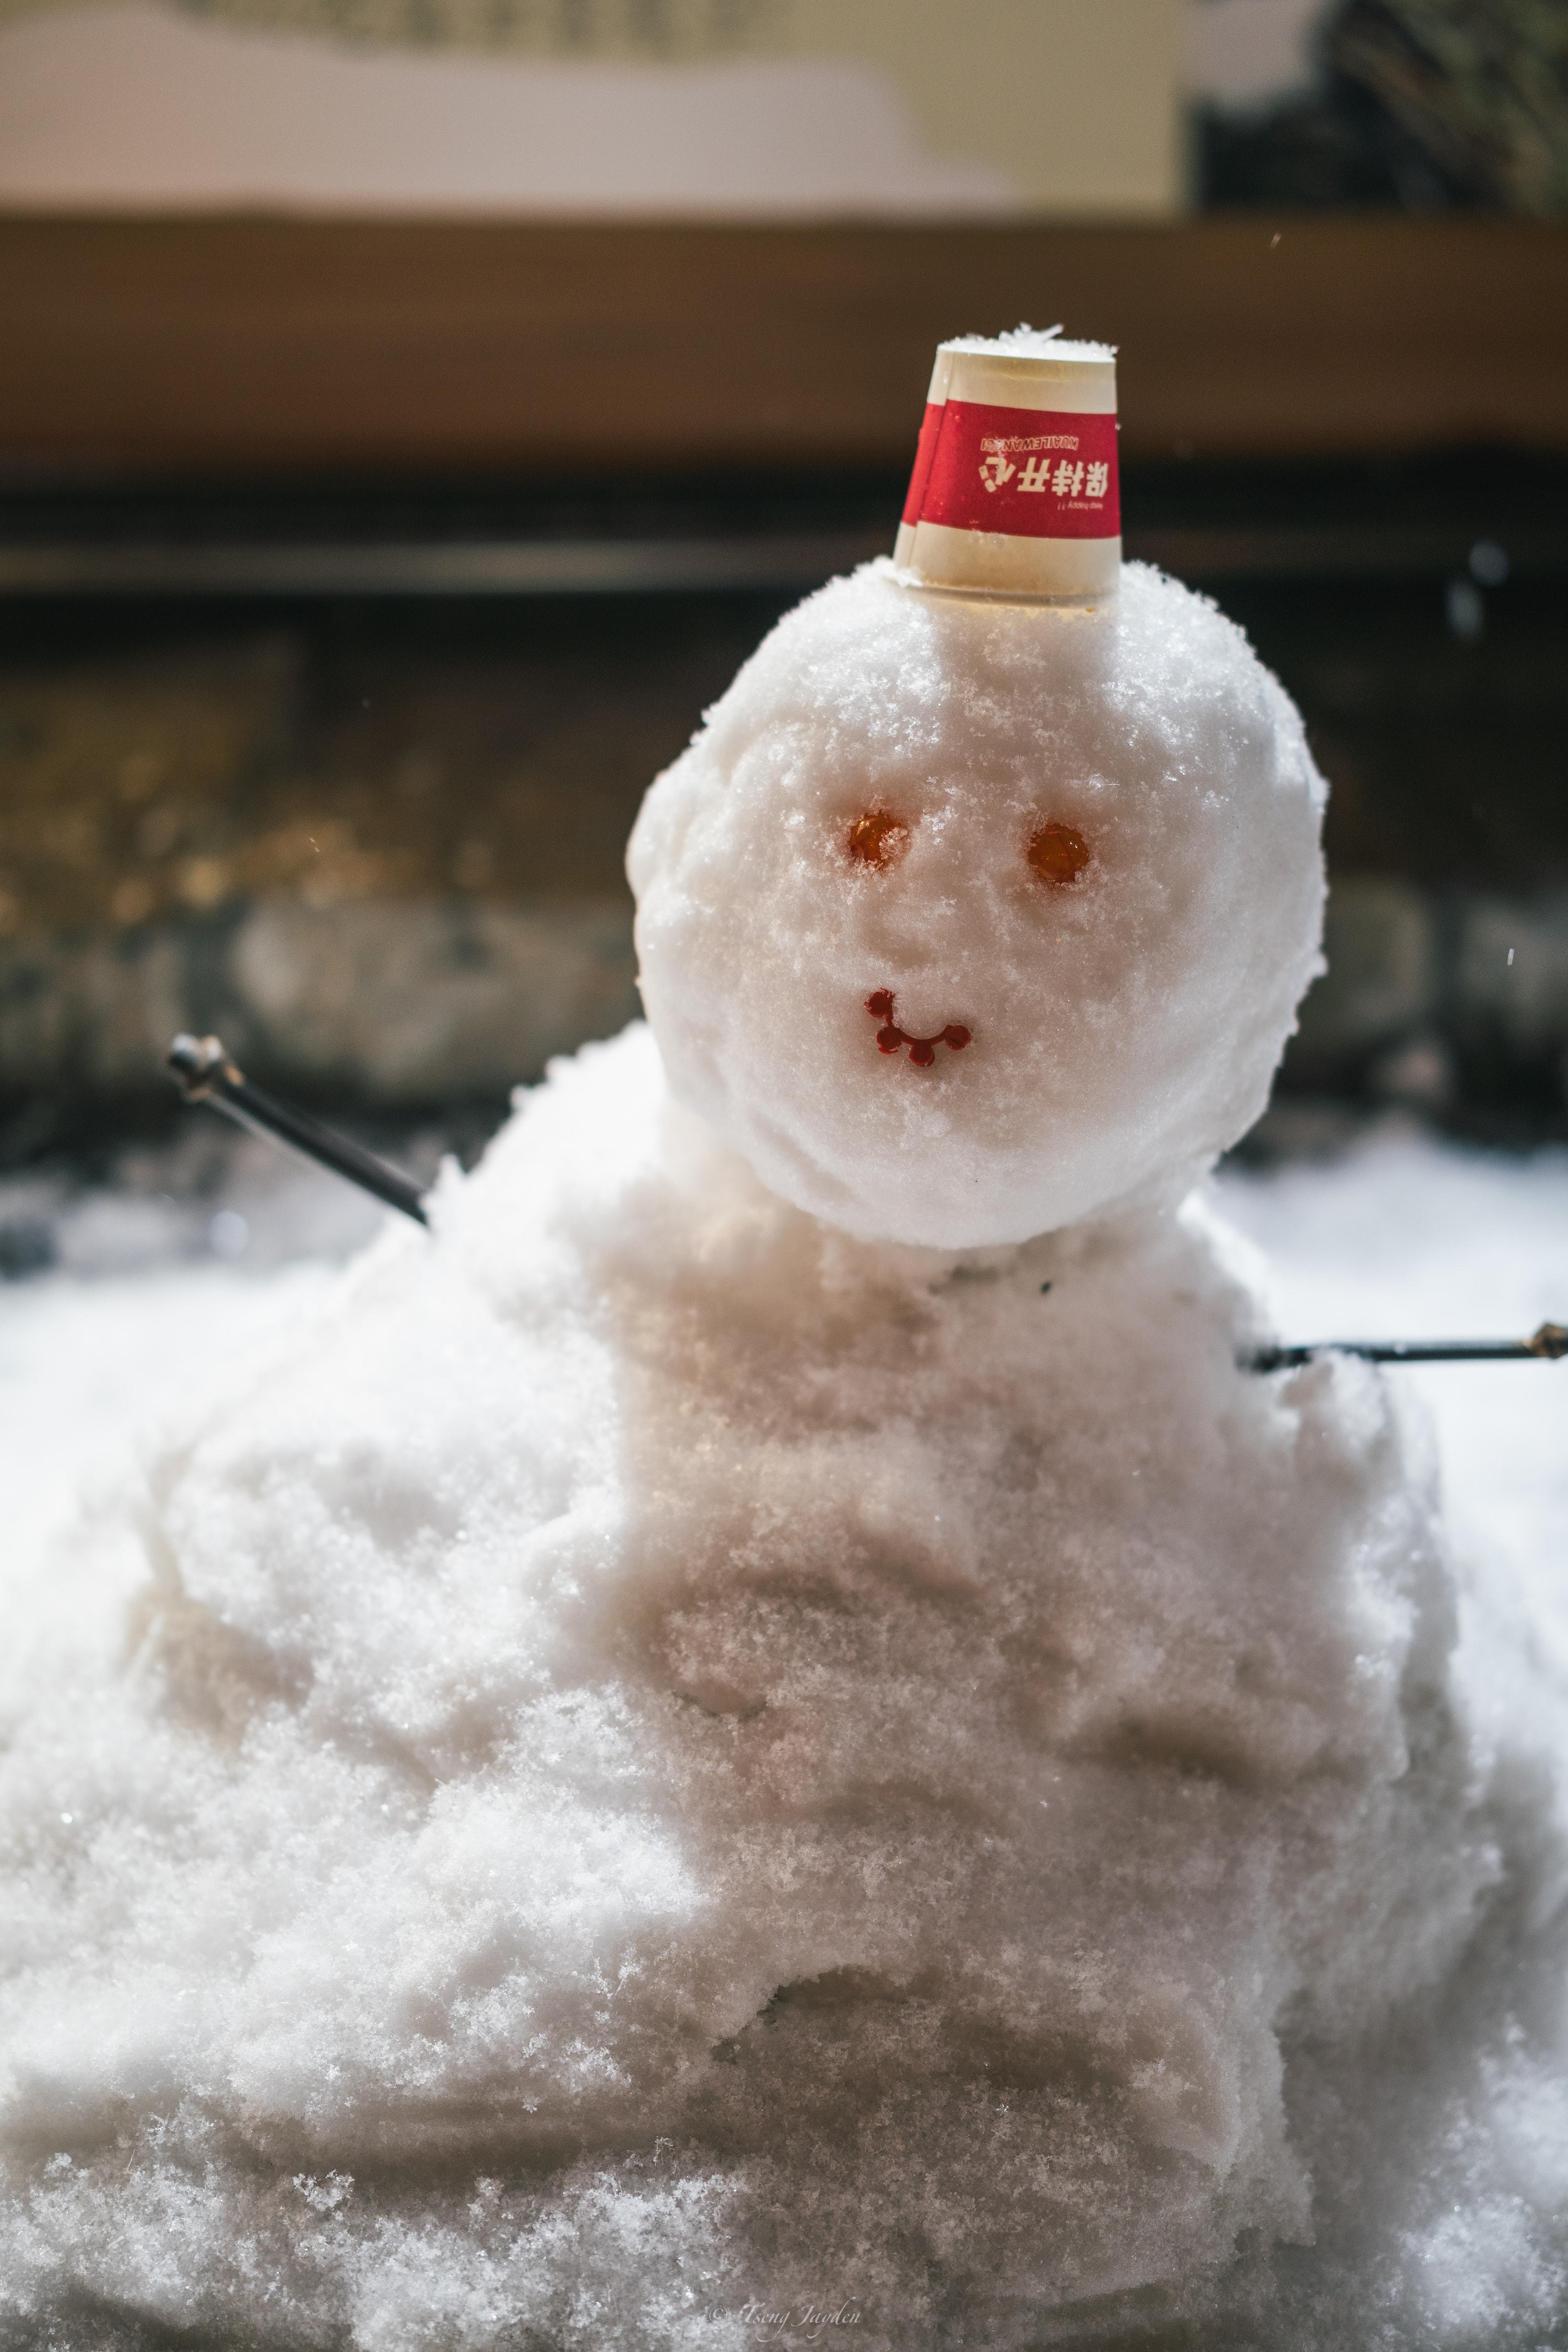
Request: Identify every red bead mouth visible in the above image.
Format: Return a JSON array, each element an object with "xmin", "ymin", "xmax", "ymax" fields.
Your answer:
[{"xmin": 865, "ymin": 990, "xmax": 972, "ymax": 1068}]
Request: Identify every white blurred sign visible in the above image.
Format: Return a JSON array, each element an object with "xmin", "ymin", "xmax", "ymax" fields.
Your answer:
[{"xmin": 0, "ymin": 0, "xmax": 1185, "ymax": 216}]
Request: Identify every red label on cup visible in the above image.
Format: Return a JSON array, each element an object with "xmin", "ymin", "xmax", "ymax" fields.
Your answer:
[{"xmin": 901, "ymin": 402, "xmax": 1120, "ymax": 540}]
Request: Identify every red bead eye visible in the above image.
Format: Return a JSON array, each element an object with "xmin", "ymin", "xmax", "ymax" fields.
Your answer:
[
  {"xmin": 846, "ymin": 810, "xmax": 908, "ymax": 869},
  {"xmin": 1026, "ymin": 821, "xmax": 1091, "ymax": 886}
]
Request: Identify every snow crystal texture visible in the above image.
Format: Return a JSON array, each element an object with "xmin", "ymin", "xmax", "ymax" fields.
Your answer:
[
  {"xmin": 4, "ymin": 1033, "xmax": 1567, "ymax": 2351},
  {"xmin": 629, "ymin": 559, "xmax": 1326, "ymax": 1248}
]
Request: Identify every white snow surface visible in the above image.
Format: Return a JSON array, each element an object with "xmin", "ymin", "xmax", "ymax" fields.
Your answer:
[
  {"xmin": 941, "ymin": 327, "xmax": 1116, "ymax": 362},
  {"xmin": 2, "ymin": 1055, "xmax": 1566, "ymax": 2351},
  {"xmin": 629, "ymin": 559, "xmax": 1326, "ymax": 1249}
]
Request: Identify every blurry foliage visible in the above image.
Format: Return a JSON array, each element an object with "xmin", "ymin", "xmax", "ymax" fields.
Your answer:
[
  {"xmin": 1200, "ymin": 0, "xmax": 1568, "ymax": 212},
  {"xmin": 1329, "ymin": 0, "xmax": 1568, "ymax": 212}
]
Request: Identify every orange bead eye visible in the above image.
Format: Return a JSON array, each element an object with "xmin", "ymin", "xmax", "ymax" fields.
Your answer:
[
  {"xmin": 845, "ymin": 809, "xmax": 908, "ymax": 869},
  {"xmin": 1026, "ymin": 821, "xmax": 1091, "ymax": 887}
]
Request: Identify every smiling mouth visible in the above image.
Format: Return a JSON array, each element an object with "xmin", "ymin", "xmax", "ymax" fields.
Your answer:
[{"xmin": 865, "ymin": 990, "xmax": 972, "ymax": 1068}]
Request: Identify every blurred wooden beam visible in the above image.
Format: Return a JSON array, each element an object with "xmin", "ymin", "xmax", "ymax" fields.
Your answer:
[{"xmin": 0, "ymin": 214, "xmax": 1564, "ymax": 477}]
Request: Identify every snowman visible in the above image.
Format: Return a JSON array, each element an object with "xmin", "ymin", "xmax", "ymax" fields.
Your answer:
[{"xmin": 2, "ymin": 332, "xmax": 1565, "ymax": 2352}]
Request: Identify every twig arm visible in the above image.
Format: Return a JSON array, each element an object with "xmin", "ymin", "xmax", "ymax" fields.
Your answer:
[
  {"xmin": 166, "ymin": 1034, "xmax": 430, "ymax": 1228},
  {"xmin": 1247, "ymin": 1324, "xmax": 1567, "ymax": 1373}
]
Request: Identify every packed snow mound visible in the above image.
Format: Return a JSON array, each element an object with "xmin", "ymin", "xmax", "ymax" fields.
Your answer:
[
  {"xmin": 4, "ymin": 1027, "xmax": 1565, "ymax": 2351},
  {"xmin": 629, "ymin": 559, "xmax": 1325, "ymax": 1249}
]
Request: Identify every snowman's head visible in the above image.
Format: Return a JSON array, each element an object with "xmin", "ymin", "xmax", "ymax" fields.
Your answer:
[{"xmin": 628, "ymin": 560, "xmax": 1324, "ymax": 1250}]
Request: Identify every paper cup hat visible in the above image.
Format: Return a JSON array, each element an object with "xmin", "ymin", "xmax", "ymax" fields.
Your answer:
[{"xmin": 893, "ymin": 328, "xmax": 1120, "ymax": 601}]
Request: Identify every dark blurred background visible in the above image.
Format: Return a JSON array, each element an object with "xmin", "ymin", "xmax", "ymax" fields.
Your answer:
[{"xmin": 0, "ymin": 0, "xmax": 1565, "ymax": 1218}]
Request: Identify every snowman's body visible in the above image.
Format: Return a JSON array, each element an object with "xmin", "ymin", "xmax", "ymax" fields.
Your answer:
[{"xmin": 1, "ymin": 563, "xmax": 1563, "ymax": 2350}]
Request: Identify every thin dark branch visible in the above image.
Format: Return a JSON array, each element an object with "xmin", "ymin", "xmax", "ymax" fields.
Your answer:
[
  {"xmin": 166, "ymin": 1034, "xmax": 430, "ymax": 1229},
  {"xmin": 1247, "ymin": 1324, "xmax": 1567, "ymax": 1372}
]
